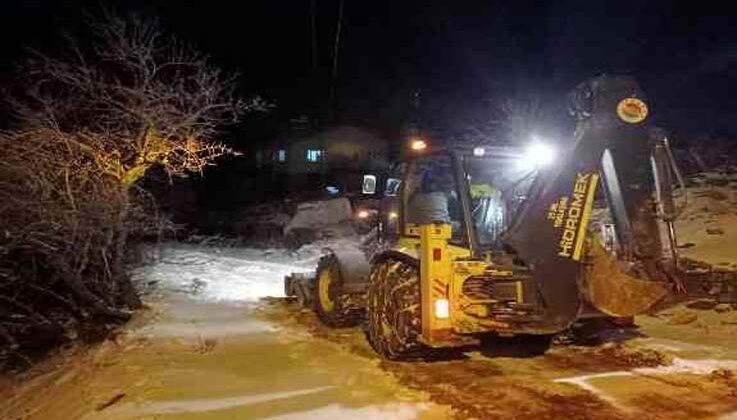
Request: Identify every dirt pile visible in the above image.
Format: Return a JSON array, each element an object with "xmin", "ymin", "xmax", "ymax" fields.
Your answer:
[
  {"xmin": 667, "ymin": 309, "xmax": 699, "ymax": 325},
  {"xmin": 709, "ymin": 369, "xmax": 737, "ymax": 397},
  {"xmin": 676, "ymin": 172, "xmax": 737, "ymax": 269},
  {"xmin": 543, "ymin": 342, "xmax": 671, "ymax": 373}
]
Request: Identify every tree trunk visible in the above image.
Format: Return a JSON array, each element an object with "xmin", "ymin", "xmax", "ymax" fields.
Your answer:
[
  {"xmin": 112, "ymin": 186, "xmax": 142, "ymax": 309},
  {"xmin": 60, "ymin": 268, "xmax": 132, "ymax": 320}
]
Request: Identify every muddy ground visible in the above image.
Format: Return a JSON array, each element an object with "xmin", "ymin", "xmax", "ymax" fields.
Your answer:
[
  {"xmin": 258, "ymin": 299, "xmax": 737, "ymax": 420},
  {"xmin": 0, "ymin": 296, "xmax": 451, "ymax": 419},
  {"xmin": 2, "ymin": 275, "xmax": 737, "ymax": 419},
  {"xmin": 2, "ymin": 201, "xmax": 737, "ymax": 420}
]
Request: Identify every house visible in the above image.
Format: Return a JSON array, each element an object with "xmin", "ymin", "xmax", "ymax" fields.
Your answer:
[{"xmin": 256, "ymin": 122, "xmax": 396, "ymax": 194}]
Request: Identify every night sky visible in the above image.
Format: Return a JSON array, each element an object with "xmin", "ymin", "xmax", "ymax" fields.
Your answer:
[{"xmin": 1, "ymin": 1, "xmax": 735, "ymax": 141}]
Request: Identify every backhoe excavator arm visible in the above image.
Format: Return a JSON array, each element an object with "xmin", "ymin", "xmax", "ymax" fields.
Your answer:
[{"xmin": 502, "ymin": 75, "xmax": 676, "ymax": 330}]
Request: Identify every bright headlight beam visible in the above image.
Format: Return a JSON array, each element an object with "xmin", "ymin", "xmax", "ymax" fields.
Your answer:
[
  {"xmin": 526, "ymin": 142, "xmax": 556, "ymax": 167},
  {"xmin": 521, "ymin": 142, "xmax": 556, "ymax": 169}
]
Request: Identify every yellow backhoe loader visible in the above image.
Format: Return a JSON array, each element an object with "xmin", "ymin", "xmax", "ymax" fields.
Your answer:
[{"xmin": 285, "ymin": 75, "xmax": 734, "ymax": 360}]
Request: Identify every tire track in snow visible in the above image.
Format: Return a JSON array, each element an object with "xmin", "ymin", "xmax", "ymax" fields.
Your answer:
[{"xmin": 90, "ymin": 386, "xmax": 335, "ymax": 418}]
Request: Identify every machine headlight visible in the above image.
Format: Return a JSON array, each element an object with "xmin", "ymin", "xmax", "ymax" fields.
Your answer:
[
  {"xmin": 518, "ymin": 141, "xmax": 556, "ymax": 170},
  {"xmin": 434, "ymin": 298, "xmax": 450, "ymax": 319},
  {"xmin": 525, "ymin": 142, "xmax": 556, "ymax": 167}
]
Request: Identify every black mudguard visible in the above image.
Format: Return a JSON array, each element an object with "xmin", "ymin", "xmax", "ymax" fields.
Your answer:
[{"xmin": 324, "ymin": 245, "xmax": 372, "ymax": 294}]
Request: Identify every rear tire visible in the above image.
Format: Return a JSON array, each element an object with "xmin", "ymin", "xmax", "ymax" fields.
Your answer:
[
  {"xmin": 313, "ymin": 254, "xmax": 362, "ymax": 328},
  {"xmin": 365, "ymin": 258, "xmax": 428, "ymax": 360}
]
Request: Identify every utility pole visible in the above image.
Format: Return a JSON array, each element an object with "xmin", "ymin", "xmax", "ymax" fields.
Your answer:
[
  {"xmin": 310, "ymin": 0, "xmax": 318, "ymax": 71},
  {"xmin": 327, "ymin": 0, "xmax": 344, "ymax": 121}
]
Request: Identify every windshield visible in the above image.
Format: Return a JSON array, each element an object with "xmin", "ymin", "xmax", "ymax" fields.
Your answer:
[
  {"xmin": 402, "ymin": 155, "xmax": 465, "ymax": 243},
  {"xmin": 464, "ymin": 156, "xmax": 538, "ymax": 246},
  {"xmin": 400, "ymin": 153, "xmax": 539, "ymax": 246}
]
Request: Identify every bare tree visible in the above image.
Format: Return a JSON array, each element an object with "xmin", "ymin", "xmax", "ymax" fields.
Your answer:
[
  {"xmin": 0, "ymin": 12, "xmax": 259, "ymax": 366},
  {"xmin": 13, "ymin": 12, "xmax": 261, "ymax": 186}
]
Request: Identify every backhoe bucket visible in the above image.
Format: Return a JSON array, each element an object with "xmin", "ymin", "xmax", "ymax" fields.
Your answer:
[{"xmin": 582, "ymin": 241, "xmax": 669, "ymax": 317}]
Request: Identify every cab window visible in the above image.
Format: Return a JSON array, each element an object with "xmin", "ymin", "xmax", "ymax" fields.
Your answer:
[{"xmin": 402, "ymin": 156, "xmax": 464, "ymax": 242}]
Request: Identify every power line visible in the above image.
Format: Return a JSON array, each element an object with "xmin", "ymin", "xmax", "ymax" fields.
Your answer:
[{"xmin": 327, "ymin": 0, "xmax": 344, "ymax": 120}]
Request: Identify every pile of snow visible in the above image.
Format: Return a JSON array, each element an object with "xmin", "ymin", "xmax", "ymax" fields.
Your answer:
[
  {"xmin": 131, "ymin": 243, "xmax": 321, "ymax": 303},
  {"xmin": 284, "ymin": 198, "xmax": 358, "ymax": 248},
  {"xmin": 284, "ymin": 198, "xmax": 353, "ymax": 234}
]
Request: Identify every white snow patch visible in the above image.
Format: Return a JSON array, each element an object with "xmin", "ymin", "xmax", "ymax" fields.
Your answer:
[
  {"xmin": 262, "ymin": 402, "xmax": 432, "ymax": 420},
  {"xmin": 135, "ymin": 318, "xmax": 279, "ymax": 339},
  {"xmin": 639, "ymin": 338, "xmax": 724, "ymax": 354},
  {"xmin": 131, "ymin": 243, "xmax": 320, "ymax": 303},
  {"xmin": 643, "ymin": 343, "xmax": 685, "ymax": 352},
  {"xmin": 636, "ymin": 357, "xmax": 737, "ymax": 375},
  {"xmin": 284, "ymin": 198, "xmax": 353, "ymax": 235},
  {"xmin": 555, "ymin": 371, "xmax": 633, "ymax": 408},
  {"xmin": 94, "ymin": 386, "xmax": 335, "ymax": 417},
  {"xmin": 555, "ymin": 357, "xmax": 737, "ymax": 409}
]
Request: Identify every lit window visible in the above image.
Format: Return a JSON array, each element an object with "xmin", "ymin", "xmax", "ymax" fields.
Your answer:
[
  {"xmin": 277, "ymin": 149, "xmax": 286, "ymax": 162},
  {"xmin": 306, "ymin": 149, "xmax": 323, "ymax": 162}
]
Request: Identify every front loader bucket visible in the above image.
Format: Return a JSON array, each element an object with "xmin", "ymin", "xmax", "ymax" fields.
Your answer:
[{"xmin": 582, "ymin": 241, "xmax": 669, "ymax": 317}]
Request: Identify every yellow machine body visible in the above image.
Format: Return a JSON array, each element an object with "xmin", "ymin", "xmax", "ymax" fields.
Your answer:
[{"xmin": 397, "ymin": 223, "xmax": 530, "ymax": 347}]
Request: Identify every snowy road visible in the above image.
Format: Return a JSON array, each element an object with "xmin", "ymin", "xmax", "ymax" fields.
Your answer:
[
  {"xmin": 1, "ymin": 242, "xmax": 452, "ymax": 420},
  {"xmin": 3, "ymin": 242, "xmax": 737, "ymax": 420}
]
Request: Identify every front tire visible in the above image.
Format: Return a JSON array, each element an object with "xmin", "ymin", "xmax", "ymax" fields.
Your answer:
[
  {"xmin": 365, "ymin": 258, "xmax": 428, "ymax": 360},
  {"xmin": 313, "ymin": 254, "xmax": 362, "ymax": 328}
]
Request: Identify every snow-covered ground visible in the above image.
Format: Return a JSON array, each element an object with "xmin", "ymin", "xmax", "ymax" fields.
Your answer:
[
  {"xmin": 130, "ymin": 243, "xmax": 318, "ymax": 302},
  {"xmin": 3, "ymin": 174, "xmax": 737, "ymax": 420},
  {"xmin": 1, "ymin": 240, "xmax": 453, "ymax": 420},
  {"xmin": 129, "ymin": 240, "xmax": 361, "ymax": 303},
  {"xmin": 5, "ymin": 237, "xmax": 737, "ymax": 420}
]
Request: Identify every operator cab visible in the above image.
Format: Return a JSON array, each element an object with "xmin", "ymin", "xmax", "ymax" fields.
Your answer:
[
  {"xmin": 400, "ymin": 147, "xmax": 541, "ymax": 250},
  {"xmin": 403, "ymin": 155, "xmax": 464, "ymax": 242}
]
